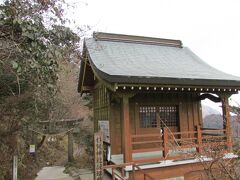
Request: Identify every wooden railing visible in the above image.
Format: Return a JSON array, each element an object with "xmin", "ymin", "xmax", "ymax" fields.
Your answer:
[
  {"xmin": 131, "ymin": 134, "xmax": 163, "ymax": 153},
  {"xmin": 102, "ymin": 126, "xmax": 228, "ymax": 179},
  {"xmin": 133, "ymin": 164, "xmax": 155, "ymax": 180},
  {"xmin": 131, "ymin": 125, "xmax": 228, "ymax": 162},
  {"xmin": 104, "ymin": 126, "xmax": 228, "ymax": 179},
  {"xmin": 103, "ymin": 162, "xmax": 156, "ymax": 180},
  {"xmin": 103, "ymin": 162, "xmax": 133, "ymax": 180}
]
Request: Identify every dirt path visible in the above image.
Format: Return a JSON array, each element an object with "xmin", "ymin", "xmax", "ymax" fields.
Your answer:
[{"xmin": 36, "ymin": 166, "xmax": 73, "ymax": 180}]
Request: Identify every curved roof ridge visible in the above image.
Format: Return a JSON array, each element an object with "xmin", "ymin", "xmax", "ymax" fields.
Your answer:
[{"xmin": 93, "ymin": 32, "xmax": 182, "ymax": 48}]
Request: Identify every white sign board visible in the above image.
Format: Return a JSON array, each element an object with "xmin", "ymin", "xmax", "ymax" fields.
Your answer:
[
  {"xmin": 98, "ymin": 120, "xmax": 110, "ymax": 143},
  {"xmin": 29, "ymin": 144, "xmax": 35, "ymax": 153}
]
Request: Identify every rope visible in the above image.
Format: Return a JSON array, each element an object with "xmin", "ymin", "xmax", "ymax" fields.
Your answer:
[{"xmin": 157, "ymin": 113, "xmax": 192, "ymax": 158}]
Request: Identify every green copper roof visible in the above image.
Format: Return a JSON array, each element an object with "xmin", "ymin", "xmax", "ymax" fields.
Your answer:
[{"xmin": 83, "ymin": 32, "xmax": 240, "ymax": 87}]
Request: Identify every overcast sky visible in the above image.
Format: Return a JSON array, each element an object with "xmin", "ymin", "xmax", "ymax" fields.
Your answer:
[{"xmin": 70, "ymin": 0, "xmax": 240, "ymax": 76}]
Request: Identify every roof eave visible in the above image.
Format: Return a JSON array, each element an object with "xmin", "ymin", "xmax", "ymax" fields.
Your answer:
[{"xmin": 93, "ymin": 67, "xmax": 240, "ymax": 89}]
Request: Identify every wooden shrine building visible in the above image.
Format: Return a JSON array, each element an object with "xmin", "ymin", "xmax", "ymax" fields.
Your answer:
[{"xmin": 78, "ymin": 32, "xmax": 240, "ymax": 179}]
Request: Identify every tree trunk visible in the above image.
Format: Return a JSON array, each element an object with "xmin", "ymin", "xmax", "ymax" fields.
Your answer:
[{"xmin": 68, "ymin": 131, "xmax": 74, "ymax": 162}]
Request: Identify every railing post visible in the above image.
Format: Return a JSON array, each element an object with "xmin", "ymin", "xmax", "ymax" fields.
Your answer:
[
  {"xmin": 121, "ymin": 167, "xmax": 125, "ymax": 179},
  {"xmin": 163, "ymin": 127, "xmax": 169, "ymax": 158},
  {"xmin": 132, "ymin": 164, "xmax": 135, "ymax": 180},
  {"xmin": 112, "ymin": 167, "xmax": 116, "ymax": 180},
  {"xmin": 196, "ymin": 125, "xmax": 202, "ymax": 154}
]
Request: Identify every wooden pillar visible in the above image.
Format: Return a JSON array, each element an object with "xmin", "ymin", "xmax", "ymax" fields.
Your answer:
[
  {"xmin": 221, "ymin": 95, "xmax": 233, "ymax": 152},
  {"xmin": 122, "ymin": 95, "xmax": 132, "ymax": 162},
  {"xmin": 196, "ymin": 125, "xmax": 202, "ymax": 154},
  {"xmin": 163, "ymin": 127, "xmax": 169, "ymax": 158},
  {"xmin": 68, "ymin": 131, "xmax": 74, "ymax": 162}
]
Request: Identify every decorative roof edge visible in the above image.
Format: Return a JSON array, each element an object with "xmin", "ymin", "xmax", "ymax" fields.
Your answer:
[{"xmin": 93, "ymin": 32, "xmax": 183, "ymax": 48}]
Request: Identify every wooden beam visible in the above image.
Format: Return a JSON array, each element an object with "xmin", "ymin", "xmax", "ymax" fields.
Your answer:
[
  {"xmin": 221, "ymin": 95, "xmax": 233, "ymax": 152},
  {"xmin": 122, "ymin": 95, "xmax": 132, "ymax": 162}
]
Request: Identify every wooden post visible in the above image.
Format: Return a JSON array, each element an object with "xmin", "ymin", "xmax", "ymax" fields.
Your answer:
[
  {"xmin": 221, "ymin": 95, "xmax": 233, "ymax": 152},
  {"xmin": 121, "ymin": 167, "xmax": 125, "ymax": 179},
  {"xmin": 196, "ymin": 125, "xmax": 202, "ymax": 154},
  {"xmin": 163, "ymin": 127, "xmax": 169, "ymax": 158},
  {"xmin": 94, "ymin": 132, "xmax": 103, "ymax": 180},
  {"xmin": 68, "ymin": 131, "xmax": 74, "ymax": 162},
  {"xmin": 112, "ymin": 168, "xmax": 115, "ymax": 179},
  {"xmin": 122, "ymin": 95, "xmax": 132, "ymax": 162},
  {"xmin": 13, "ymin": 156, "xmax": 17, "ymax": 180},
  {"xmin": 132, "ymin": 164, "xmax": 135, "ymax": 180}
]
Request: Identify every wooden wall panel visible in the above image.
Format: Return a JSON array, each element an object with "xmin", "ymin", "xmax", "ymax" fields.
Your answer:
[
  {"xmin": 193, "ymin": 102, "xmax": 199, "ymax": 127},
  {"xmin": 129, "ymin": 101, "xmax": 136, "ymax": 134},
  {"xmin": 187, "ymin": 95, "xmax": 194, "ymax": 137},
  {"xmin": 109, "ymin": 96, "xmax": 122, "ymax": 154},
  {"xmin": 177, "ymin": 94, "xmax": 187, "ymax": 133},
  {"xmin": 180, "ymin": 102, "xmax": 189, "ymax": 138},
  {"xmin": 93, "ymin": 85, "xmax": 111, "ymax": 147},
  {"xmin": 131, "ymin": 92, "xmax": 202, "ymax": 135}
]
